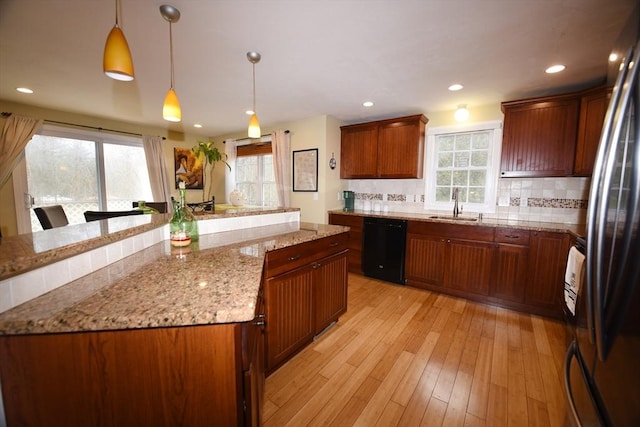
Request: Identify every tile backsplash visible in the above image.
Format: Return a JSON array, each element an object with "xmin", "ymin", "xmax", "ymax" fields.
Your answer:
[{"xmin": 345, "ymin": 177, "xmax": 590, "ymax": 224}]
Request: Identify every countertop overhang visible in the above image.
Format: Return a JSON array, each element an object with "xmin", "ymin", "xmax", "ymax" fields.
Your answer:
[{"xmin": 0, "ymin": 221, "xmax": 349, "ymax": 335}]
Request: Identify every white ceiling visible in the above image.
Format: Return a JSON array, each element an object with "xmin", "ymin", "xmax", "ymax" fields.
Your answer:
[{"xmin": 0, "ymin": 0, "xmax": 636, "ymax": 138}]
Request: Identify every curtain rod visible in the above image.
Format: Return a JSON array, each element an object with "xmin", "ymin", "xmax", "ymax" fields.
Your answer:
[
  {"xmin": 1, "ymin": 112, "xmax": 166, "ymax": 140},
  {"xmin": 225, "ymin": 129, "xmax": 290, "ymax": 144}
]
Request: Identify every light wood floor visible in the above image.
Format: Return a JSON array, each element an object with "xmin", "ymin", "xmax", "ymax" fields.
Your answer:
[{"xmin": 263, "ymin": 274, "xmax": 572, "ymax": 427}]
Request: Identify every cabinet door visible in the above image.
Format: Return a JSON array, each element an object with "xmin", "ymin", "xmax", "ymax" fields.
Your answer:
[
  {"xmin": 243, "ymin": 308, "xmax": 265, "ymax": 427},
  {"xmin": 377, "ymin": 117, "xmax": 425, "ymax": 178},
  {"xmin": 526, "ymin": 231, "xmax": 570, "ymax": 314},
  {"xmin": 265, "ymin": 266, "xmax": 314, "ymax": 372},
  {"xmin": 492, "ymin": 243, "xmax": 529, "ymax": 303},
  {"xmin": 574, "ymin": 86, "xmax": 611, "ymax": 176},
  {"xmin": 405, "ymin": 233, "xmax": 446, "ymax": 288},
  {"xmin": 501, "ymin": 96, "xmax": 579, "ymax": 177},
  {"xmin": 445, "ymin": 239, "xmax": 494, "ymax": 296},
  {"xmin": 313, "ymin": 250, "xmax": 349, "ymax": 335},
  {"xmin": 328, "ymin": 213, "xmax": 363, "ymax": 273},
  {"xmin": 340, "ymin": 124, "xmax": 378, "ymax": 178}
]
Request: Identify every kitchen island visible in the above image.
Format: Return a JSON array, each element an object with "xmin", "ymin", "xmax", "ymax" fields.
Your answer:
[{"xmin": 0, "ymin": 209, "xmax": 349, "ymax": 426}]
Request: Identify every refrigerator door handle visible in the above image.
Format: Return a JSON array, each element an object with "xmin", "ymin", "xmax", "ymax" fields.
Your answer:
[
  {"xmin": 586, "ymin": 44, "xmax": 633, "ymax": 346},
  {"xmin": 593, "ymin": 39, "xmax": 640, "ymax": 361},
  {"xmin": 564, "ymin": 341, "xmax": 583, "ymax": 427}
]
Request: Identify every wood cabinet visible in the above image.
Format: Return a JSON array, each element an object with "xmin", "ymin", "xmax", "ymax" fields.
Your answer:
[
  {"xmin": 501, "ymin": 94, "xmax": 580, "ymax": 177},
  {"xmin": 526, "ymin": 230, "xmax": 571, "ymax": 315},
  {"xmin": 491, "ymin": 228, "xmax": 530, "ymax": 303},
  {"xmin": 340, "ymin": 114, "xmax": 427, "ymax": 179},
  {"xmin": 263, "ymin": 233, "xmax": 348, "ymax": 373},
  {"xmin": 328, "ymin": 212, "xmax": 363, "ymax": 273},
  {"xmin": 501, "ymin": 85, "xmax": 611, "ymax": 177},
  {"xmin": 0, "ymin": 308, "xmax": 266, "ymax": 426},
  {"xmin": 574, "ymin": 86, "xmax": 611, "ymax": 176},
  {"xmin": 405, "ymin": 221, "xmax": 495, "ymax": 298},
  {"xmin": 405, "ymin": 220, "xmax": 568, "ymax": 318}
]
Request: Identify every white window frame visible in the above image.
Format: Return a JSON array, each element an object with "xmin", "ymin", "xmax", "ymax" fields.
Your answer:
[
  {"xmin": 424, "ymin": 121, "xmax": 503, "ymax": 214},
  {"xmin": 224, "ymin": 136, "xmax": 276, "ymax": 207},
  {"xmin": 13, "ymin": 124, "xmax": 149, "ymax": 233}
]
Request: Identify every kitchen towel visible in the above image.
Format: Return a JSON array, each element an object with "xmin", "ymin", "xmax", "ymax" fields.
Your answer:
[{"xmin": 564, "ymin": 245, "xmax": 586, "ymax": 315}]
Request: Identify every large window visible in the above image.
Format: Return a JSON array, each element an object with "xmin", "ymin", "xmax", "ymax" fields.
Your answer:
[
  {"xmin": 424, "ymin": 121, "xmax": 502, "ymax": 213},
  {"xmin": 235, "ymin": 143, "xmax": 277, "ymax": 207},
  {"xmin": 23, "ymin": 124, "xmax": 152, "ymax": 230}
]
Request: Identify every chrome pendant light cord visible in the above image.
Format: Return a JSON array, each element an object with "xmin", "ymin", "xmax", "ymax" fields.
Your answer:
[
  {"xmin": 169, "ymin": 20, "xmax": 174, "ymax": 89},
  {"xmin": 252, "ymin": 62, "xmax": 256, "ymax": 113}
]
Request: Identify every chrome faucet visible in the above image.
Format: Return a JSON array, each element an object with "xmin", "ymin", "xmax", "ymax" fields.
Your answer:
[{"xmin": 452, "ymin": 187, "xmax": 460, "ymax": 217}]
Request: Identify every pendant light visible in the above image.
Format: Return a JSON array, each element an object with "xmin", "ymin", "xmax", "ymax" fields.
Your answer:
[
  {"xmin": 247, "ymin": 51, "xmax": 262, "ymax": 138},
  {"xmin": 160, "ymin": 4, "xmax": 181, "ymax": 122},
  {"xmin": 103, "ymin": 0, "xmax": 135, "ymax": 81}
]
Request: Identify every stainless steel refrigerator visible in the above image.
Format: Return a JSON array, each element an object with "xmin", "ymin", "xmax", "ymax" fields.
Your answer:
[{"xmin": 564, "ymin": 5, "xmax": 640, "ymax": 426}]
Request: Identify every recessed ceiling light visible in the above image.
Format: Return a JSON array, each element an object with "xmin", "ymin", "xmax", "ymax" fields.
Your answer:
[
  {"xmin": 362, "ymin": 101, "xmax": 374, "ymax": 107},
  {"xmin": 193, "ymin": 124, "xmax": 202, "ymax": 128},
  {"xmin": 545, "ymin": 64, "xmax": 566, "ymax": 74},
  {"xmin": 448, "ymin": 84, "xmax": 463, "ymax": 91},
  {"xmin": 16, "ymin": 87, "xmax": 33, "ymax": 94}
]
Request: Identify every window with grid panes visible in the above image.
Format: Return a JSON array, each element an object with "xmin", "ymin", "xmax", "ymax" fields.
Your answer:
[
  {"xmin": 235, "ymin": 143, "xmax": 278, "ymax": 207},
  {"xmin": 424, "ymin": 121, "xmax": 502, "ymax": 213}
]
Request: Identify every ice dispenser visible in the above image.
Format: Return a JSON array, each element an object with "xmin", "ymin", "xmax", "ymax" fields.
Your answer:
[{"xmin": 343, "ymin": 191, "xmax": 355, "ymax": 212}]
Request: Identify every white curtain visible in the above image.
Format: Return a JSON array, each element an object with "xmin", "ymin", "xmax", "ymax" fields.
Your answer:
[
  {"xmin": 142, "ymin": 135, "xmax": 172, "ymax": 212},
  {"xmin": 0, "ymin": 114, "xmax": 43, "ymax": 188},
  {"xmin": 272, "ymin": 130, "xmax": 291, "ymax": 207},
  {"xmin": 224, "ymin": 138, "xmax": 237, "ymax": 204}
]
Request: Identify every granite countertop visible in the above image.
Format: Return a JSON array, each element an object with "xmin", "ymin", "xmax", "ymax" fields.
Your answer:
[
  {"xmin": 0, "ymin": 222, "xmax": 349, "ymax": 336},
  {"xmin": 329, "ymin": 209, "xmax": 586, "ymax": 237},
  {"xmin": 0, "ymin": 207, "xmax": 299, "ymax": 281}
]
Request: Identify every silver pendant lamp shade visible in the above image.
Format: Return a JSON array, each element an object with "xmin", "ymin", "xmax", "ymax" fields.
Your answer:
[
  {"xmin": 103, "ymin": 0, "xmax": 135, "ymax": 81},
  {"xmin": 160, "ymin": 4, "xmax": 181, "ymax": 122},
  {"xmin": 247, "ymin": 51, "xmax": 261, "ymax": 138}
]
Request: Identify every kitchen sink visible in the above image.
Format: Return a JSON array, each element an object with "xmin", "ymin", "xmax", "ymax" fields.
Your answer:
[{"xmin": 429, "ymin": 215, "xmax": 478, "ymax": 222}]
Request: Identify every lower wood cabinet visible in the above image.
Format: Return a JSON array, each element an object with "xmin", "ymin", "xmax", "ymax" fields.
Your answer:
[
  {"xmin": 0, "ymin": 312, "xmax": 266, "ymax": 426},
  {"xmin": 526, "ymin": 230, "xmax": 571, "ymax": 315},
  {"xmin": 405, "ymin": 220, "xmax": 569, "ymax": 318},
  {"xmin": 328, "ymin": 212, "xmax": 363, "ymax": 273},
  {"xmin": 264, "ymin": 233, "xmax": 348, "ymax": 374}
]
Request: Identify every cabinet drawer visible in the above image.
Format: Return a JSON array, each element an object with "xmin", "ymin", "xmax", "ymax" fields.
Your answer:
[
  {"xmin": 329, "ymin": 213, "xmax": 363, "ymax": 230},
  {"xmin": 408, "ymin": 221, "xmax": 494, "ymax": 241},
  {"xmin": 495, "ymin": 228, "xmax": 530, "ymax": 245},
  {"xmin": 265, "ymin": 233, "xmax": 348, "ymax": 278}
]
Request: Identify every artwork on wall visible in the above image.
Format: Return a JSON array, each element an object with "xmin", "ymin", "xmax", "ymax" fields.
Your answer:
[
  {"xmin": 293, "ymin": 148, "xmax": 318, "ymax": 192},
  {"xmin": 174, "ymin": 148, "xmax": 204, "ymax": 189}
]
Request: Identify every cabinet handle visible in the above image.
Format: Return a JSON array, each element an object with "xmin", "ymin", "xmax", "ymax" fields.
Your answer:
[
  {"xmin": 254, "ymin": 320, "xmax": 266, "ymax": 327},
  {"xmin": 504, "ymin": 235, "xmax": 520, "ymax": 239},
  {"xmin": 288, "ymin": 254, "xmax": 301, "ymax": 261},
  {"xmin": 447, "ymin": 239, "xmax": 451, "ymax": 243},
  {"xmin": 312, "ymin": 263, "xmax": 322, "ymax": 269},
  {"xmin": 329, "ymin": 242, "xmax": 339, "ymax": 247}
]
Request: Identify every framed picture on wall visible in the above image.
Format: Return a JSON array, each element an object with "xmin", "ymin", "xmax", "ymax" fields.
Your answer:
[
  {"xmin": 174, "ymin": 148, "xmax": 203, "ymax": 189},
  {"xmin": 292, "ymin": 148, "xmax": 318, "ymax": 192}
]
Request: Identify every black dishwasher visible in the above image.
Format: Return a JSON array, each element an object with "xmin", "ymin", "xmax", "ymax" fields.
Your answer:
[{"xmin": 362, "ymin": 217, "xmax": 408, "ymax": 284}]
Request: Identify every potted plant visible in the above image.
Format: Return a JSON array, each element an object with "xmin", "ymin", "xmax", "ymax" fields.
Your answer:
[{"xmin": 192, "ymin": 140, "xmax": 231, "ymax": 203}]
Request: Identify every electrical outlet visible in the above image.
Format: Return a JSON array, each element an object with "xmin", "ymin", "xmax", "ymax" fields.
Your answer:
[
  {"xmin": 520, "ymin": 197, "xmax": 528, "ymax": 207},
  {"xmin": 338, "ymin": 191, "xmax": 342, "ymax": 201}
]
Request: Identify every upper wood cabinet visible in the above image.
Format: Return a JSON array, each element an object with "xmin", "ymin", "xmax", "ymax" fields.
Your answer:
[
  {"xmin": 340, "ymin": 114, "xmax": 428, "ymax": 179},
  {"xmin": 501, "ymin": 85, "xmax": 611, "ymax": 177},
  {"xmin": 501, "ymin": 94, "xmax": 580, "ymax": 177},
  {"xmin": 574, "ymin": 86, "xmax": 611, "ymax": 176}
]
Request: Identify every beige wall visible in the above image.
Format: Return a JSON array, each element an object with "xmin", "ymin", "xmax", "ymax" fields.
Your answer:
[
  {"xmin": 0, "ymin": 100, "xmax": 220, "ymax": 236},
  {"xmin": 214, "ymin": 114, "xmax": 343, "ymax": 224}
]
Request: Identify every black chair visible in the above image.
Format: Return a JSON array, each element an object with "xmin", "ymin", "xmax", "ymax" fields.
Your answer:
[
  {"xmin": 34, "ymin": 205, "xmax": 69, "ymax": 229},
  {"xmin": 131, "ymin": 201, "xmax": 168, "ymax": 213},
  {"xmin": 84, "ymin": 210, "xmax": 144, "ymax": 222}
]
